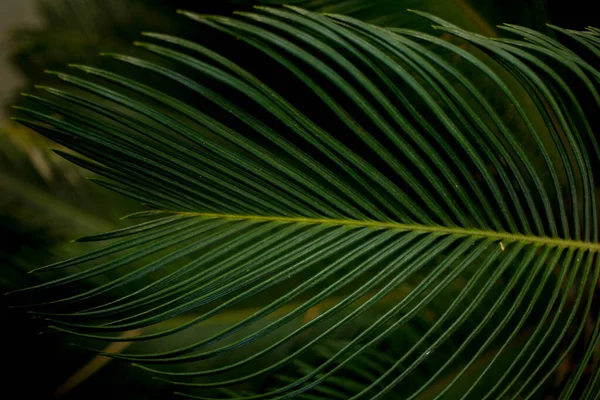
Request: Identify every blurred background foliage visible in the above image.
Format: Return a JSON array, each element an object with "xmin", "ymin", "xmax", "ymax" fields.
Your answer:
[{"xmin": 0, "ymin": 0, "xmax": 597, "ymax": 399}]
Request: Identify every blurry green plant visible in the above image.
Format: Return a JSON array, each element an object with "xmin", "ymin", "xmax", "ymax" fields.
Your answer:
[{"xmin": 4, "ymin": 1, "xmax": 600, "ymax": 400}]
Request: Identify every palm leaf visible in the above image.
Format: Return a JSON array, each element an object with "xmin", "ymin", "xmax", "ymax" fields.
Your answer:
[
  {"xmin": 8, "ymin": 6, "xmax": 600, "ymax": 399},
  {"xmin": 0, "ymin": 122, "xmax": 144, "ymax": 293},
  {"xmin": 0, "ymin": 122, "xmax": 140, "ymax": 240}
]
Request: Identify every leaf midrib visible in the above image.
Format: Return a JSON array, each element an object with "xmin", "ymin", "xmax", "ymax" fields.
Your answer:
[{"xmin": 175, "ymin": 211, "xmax": 600, "ymax": 251}]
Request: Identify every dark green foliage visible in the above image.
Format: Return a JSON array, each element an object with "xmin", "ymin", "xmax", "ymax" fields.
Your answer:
[{"xmin": 5, "ymin": 3, "xmax": 600, "ymax": 399}]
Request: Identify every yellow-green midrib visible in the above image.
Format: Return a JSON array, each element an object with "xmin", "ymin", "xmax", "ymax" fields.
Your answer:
[{"xmin": 175, "ymin": 211, "xmax": 600, "ymax": 252}]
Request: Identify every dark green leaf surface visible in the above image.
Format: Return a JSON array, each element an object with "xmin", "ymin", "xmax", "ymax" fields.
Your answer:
[{"xmin": 8, "ymin": 7, "xmax": 600, "ymax": 399}]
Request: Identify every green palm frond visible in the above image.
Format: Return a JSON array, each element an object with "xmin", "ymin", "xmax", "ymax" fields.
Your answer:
[
  {"xmin": 6, "ymin": 0, "xmax": 521, "ymax": 113},
  {"xmin": 0, "ymin": 122, "xmax": 139, "ymax": 240},
  {"xmin": 260, "ymin": 0, "xmax": 442, "ymax": 27},
  {"xmin": 0, "ymin": 121, "xmax": 143, "ymax": 289},
  {"xmin": 8, "ymin": 6, "xmax": 600, "ymax": 399}
]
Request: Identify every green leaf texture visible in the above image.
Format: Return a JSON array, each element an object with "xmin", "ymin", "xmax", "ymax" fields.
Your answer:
[{"xmin": 8, "ymin": 7, "xmax": 600, "ymax": 399}]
